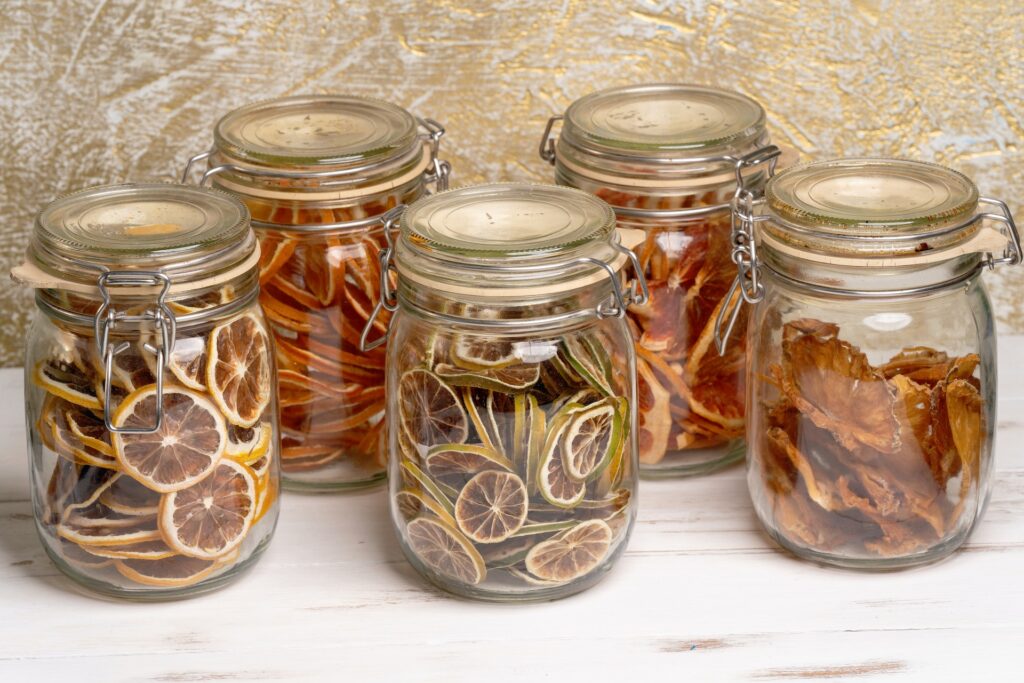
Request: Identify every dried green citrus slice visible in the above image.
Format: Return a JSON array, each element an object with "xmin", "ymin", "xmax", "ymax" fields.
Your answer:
[
  {"xmin": 159, "ymin": 458, "xmax": 256, "ymax": 560},
  {"xmin": 34, "ymin": 358, "xmax": 100, "ymax": 410},
  {"xmin": 525, "ymin": 394, "xmax": 547, "ymax": 496},
  {"xmin": 400, "ymin": 460, "xmax": 456, "ymax": 517},
  {"xmin": 561, "ymin": 335, "xmax": 614, "ymax": 396},
  {"xmin": 524, "ymin": 519, "xmax": 613, "ymax": 582},
  {"xmin": 435, "ymin": 363, "xmax": 540, "ymax": 393},
  {"xmin": 405, "ymin": 517, "xmax": 486, "ymax": 586},
  {"xmin": 561, "ymin": 400, "xmax": 623, "ymax": 482},
  {"xmin": 395, "ymin": 488, "xmax": 456, "ymax": 527},
  {"xmin": 462, "ymin": 388, "xmax": 499, "ymax": 453},
  {"xmin": 424, "ymin": 443, "xmax": 512, "ymax": 487},
  {"xmin": 535, "ymin": 403, "xmax": 586, "ymax": 507},
  {"xmin": 112, "ymin": 386, "xmax": 227, "ymax": 493},
  {"xmin": 451, "ymin": 336, "xmax": 518, "ymax": 370},
  {"xmin": 399, "ymin": 369, "xmax": 468, "ymax": 447},
  {"xmin": 206, "ymin": 313, "xmax": 271, "ymax": 427},
  {"xmin": 454, "ymin": 470, "xmax": 528, "ymax": 544}
]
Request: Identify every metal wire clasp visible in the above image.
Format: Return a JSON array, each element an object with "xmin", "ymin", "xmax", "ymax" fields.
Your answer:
[
  {"xmin": 978, "ymin": 196, "xmax": 1022, "ymax": 269},
  {"xmin": 94, "ymin": 271, "xmax": 177, "ymax": 434},
  {"xmin": 359, "ymin": 206, "xmax": 406, "ymax": 352},
  {"xmin": 418, "ymin": 118, "xmax": 451, "ymax": 193},
  {"xmin": 713, "ymin": 145, "xmax": 782, "ymax": 355},
  {"xmin": 595, "ymin": 241, "xmax": 650, "ymax": 318},
  {"xmin": 538, "ymin": 115, "xmax": 564, "ymax": 165}
]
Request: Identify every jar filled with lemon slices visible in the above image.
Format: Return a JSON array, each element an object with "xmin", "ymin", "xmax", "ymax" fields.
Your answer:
[
  {"xmin": 539, "ymin": 84, "xmax": 784, "ymax": 477},
  {"xmin": 363, "ymin": 184, "xmax": 646, "ymax": 601},
  {"xmin": 13, "ymin": 183, "xmax": 280, "ymax": 599},
  {"xmin": 184, "ymin": 94, "xmax": 449, "ymax": 492}
]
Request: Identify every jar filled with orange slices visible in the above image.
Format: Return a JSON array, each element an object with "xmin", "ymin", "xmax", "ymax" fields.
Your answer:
[
  {"xmin": 13, "ymin": 183, "xmax": 280, "ymax": 599},
  {"xmin": 363, "ymin": 184, "xmax": 647, "ymax": 601},
  {"xmin": 184, "ymin": 94, "xmax": 449, "ymax": 491},
  {"xmin": 539, "ymin": 84, "xmax": 785, "ymax": 477},
  {"xmin": 721, "ymin": 158, "xmax": 1022, "ymax": 568}
]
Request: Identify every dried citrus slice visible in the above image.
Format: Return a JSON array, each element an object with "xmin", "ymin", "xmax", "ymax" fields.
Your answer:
[
  {"xmin": 398, "ymin": 369, "xmax": 468, "ymax": 447},
  {"xmin": 50, "ymin": 412, "xmax": 119, "ymax": 469},
  {"xmin": 435, "ymin": 363, "xmax": 540, "ymax": 392},
  {"xmin": 206, "ymin": 313, "xmax": 271, "ymax": 427},
  {"xmin": 524, "ymin": 519, "xmax": 613, "ymax": 582},
  {"xmin": 424, "ymin": 443, "xmax": 512, "ymax": 487},
  {"xmin": 537, "ymin": 404, "xmax": 586, "ymax": 508},
  {"xmin": 395, "ymin": 488, "xmax": 456, "ymax": 527},
  {"xmin": 451, "ymin": 336, "xmax": 518, "ymax": 369},
  {"xmin": 99, "ymin": 475, "xmax": 161, "ymax": 516},
  {"xmin": 561, "ymin": 400, "xmax": 622, "ymax": 482},
  {"xmin": 225, "ymin": 422, "xmax": 273, "ymax": 463},
  {"xmin": 57, "ymin": 509, "xmax": 162, "ymax": 547},
  {"xmin": 454, "ymin": 470, "xmax": 528, "ymax": 544},
  {"xmin": 635, "ymin": 356, "xmax": 672, "ymax": 465},
  {"xmin": 114, "ymin": 555, "xmax": 220, "ymax": 588},
  {"xmin": 561, "ymin": 335, "xmax": 614, "ymax": 396},
  {"xmin": 400, "ymin": 460, "xmax": 456, "ymax": 517},
  {"xmin": 33, "ymin": 358, "xmax": 100, "ymax": 410},
  {"xmin": 63, "ymin": 405, "xmax": 113, "ymax": 456},
  {"xmin": 56, "ymin": 538, "xmax": 115, "ymax": 569},
  {"xmin": 110, "ymin": 348, "xmax": 155, "ymax": 392},
  {"xmin": 462, "ymin": 388, "xmax": 500, "ymax": 452},
  {"xmin": 159, "ymin": 459, "xmax": 256, "ymax": 560},
  {"xmin": 112, "ymin": 386, "xmax": 227, "ymax": 493},
  {"xmin": 82, "ymin": 539, "xmax": 176, "ymax": 560},
  {"xmin": 405, "ymin": 517, "xmax": 486, "ymax": 586},
  {"xmin": 525, "ymin": 394, "xmax": 547, "ymax": 495},
  {"xmin": 166, "ymin": 336, "xmax": 208, "ymax": 390},
  {"xmin": 258, "ymin": 235, "xmax": 297, "ymax": 285}
]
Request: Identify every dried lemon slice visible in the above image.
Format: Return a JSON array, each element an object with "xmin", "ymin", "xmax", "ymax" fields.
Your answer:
[
  {"xmin": 561, "ymin": 400, "xmax": 622, "ymax": 482},
  {"xmin": 112, "ymin": 386, "xmax": 227, "ymax": 493},
  {"xmin": 454, "ymin": 470, "xmax": 528, "ymax": 544},
  {"xmin": 225, "ymin": 422, "xmax": 273, "ymax": 463},
  {"xmin": 424, "ymin": 443, "xmax": 512, "ymax": 488},
  {"xmin": 206, "ymin": 313, "xmax": 271, "ymax": 428},
  {"xmin": 82, "ymin": 539, "xmax": 176, "ymax": 561},
  {"xmin": 405, "ymin": 517, "xmax": 486, "ymax": 586},
  {"xmin": 524, "ymin": 519, "xmax": 613, "ymax": 582},
  {"xmin": 399, "ymin": 369, "xmax": 468, "ymax": 447},
  {"xmin": 63, "ymin": 406, "xmax": 113, "ymax": 456},
  {"xmin": 166, "ymin": 335, "xmax": 208, "ymax": 391},
  {"xmin": 159, "ymin": 459, "xmax": 256, "ymax": 560},
  {"xmin": 114, "ymin": 555, "xmax": 220, "ymax": 588},
  {"xmin": 34, "ymin": 358, "xmax": 101, "ymax": 410}
]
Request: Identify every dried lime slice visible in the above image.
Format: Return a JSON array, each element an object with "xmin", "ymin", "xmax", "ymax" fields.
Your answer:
[
  {"xmin": 480, "ymin": 536, "xmax": 535, "ymax": 568},
  {"xmin": 486, "ymin": 391, "xmax": 513, "ymax": 456},
  {"xmin": 525, "ymin": 519, "xmax": 613, "ymax": 582},
  {"xmin": 512, "ymin": 520, "xmax": 577, "ymax": 537},
  {"xmin": 562, "ymin": 399, "xmax": 623, "ymax": 482},
  {"xmin": 512, "ymin": 393, "xmax": 529, "ymax": 473},
  {"xmin": 400, "ymin": 460, "xmax": 456, "ymax": 517},
  {"xmin": 561, "ymin": 335, "xmax": 614, "ymax": 396},
  {"xmin": 451, "ymin": 335, "xmax": 518, "ymax": 370},
  {"xmin": 595, "ymin": 397, "xmax": 631, "ymax": 496},
  {"xmin": 537, "ymin": 405, "xmax": 587, "ymax": 509},
  {"xmin": 395, "ymin": 488, "xmax": 456, "ymax": 527},
  {"xmin": 435, "ymin": 363, "xmax": 540, "ymax": 393},
  {"xmin": 406, "ymin": 517, "xmax": 486, "ymax": 585},
  {"xmin": 454, "ymin": 470, "xmax": 529, "ymax": 544},
  {"xmin": 461, "ymin": 388, "xmax": 500, "ymax": 453},
  {"xmin": 399, "ymin": 369, "xmax": 468, "ymax": 447},
  {"xmin": 424, "ymin": 443, "xmax": 512, "ymax": 487},
  {"xmin": 525, "ymin": 394, "xmax": 547, "ymax": 496}
]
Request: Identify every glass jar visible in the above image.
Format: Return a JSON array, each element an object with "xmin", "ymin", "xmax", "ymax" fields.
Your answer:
[
  {"xmin": 364, "ymin": 184, "xmax": 647, "ymax": 601},
  {"xmin": 12, "ymin": 183, "xmax": 281, "ymax": 599},
  {"xmin": 183, "ymin": 94, "xmax": 449, "ymax": 492},
  {"xmin": 722, "ymin": 158, "xmax": 1021, "ymax": 569},
  {"xmin": 540, "ymin": 83, "xmax": 784, "ymax": 477}
]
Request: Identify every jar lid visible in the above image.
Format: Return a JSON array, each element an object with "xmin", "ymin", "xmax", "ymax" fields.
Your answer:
[
  {"xmin": 395, "ymin": 183, "xmax": 625, "ymax": 298},
  {"xmin": 214, "ymin": 94, "xmax": 419, "ymax": 168},
  {"xmin": 765, "ymin": 158, "xmax": 981, "ymax": 257},
  {"xmin": 563, "ymin": 83, "xmax": 766, "ymax": 156},
  {"xmin": 20, "ymin": 183, "xmax": 257, "ymax": 291}
]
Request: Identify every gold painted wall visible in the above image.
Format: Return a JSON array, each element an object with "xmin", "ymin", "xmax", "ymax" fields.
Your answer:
[{"xmin": 1, "ymin": 0, "xmax": 1022, "ymax": 365}]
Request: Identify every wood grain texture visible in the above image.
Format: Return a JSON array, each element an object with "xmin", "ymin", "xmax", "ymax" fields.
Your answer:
[
  {"xmin": 0, "ymin": 337, "xmax": 1022, "ymax": 681},
  {"xmin": 1, "ymin": 0, "xmax": 1022, "ymax": 365}
]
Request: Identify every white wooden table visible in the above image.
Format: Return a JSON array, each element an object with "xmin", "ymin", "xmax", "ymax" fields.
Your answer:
[{"xmin": 2, "ymin": 339, "xmax": 1022, "ymax": 682}]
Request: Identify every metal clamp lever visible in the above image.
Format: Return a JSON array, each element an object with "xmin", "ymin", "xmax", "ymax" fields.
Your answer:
[
  {"xmin": 978, "ymin": 196, "xmax": 1022, "ymax": 268},
  {"xmin": 359, "ymin": 206, "xmax": 406, "ymax": 352},
  {"xmin": 538, "ymin": 115, "xmax": 564, "ymax": 165},
  {"xmin": 94, "ymin": 271, "xmax": 177, "ymax": 434},
  {"xmin": 418, "ymin": 118, "xmax": 451, "ymax": 193}
]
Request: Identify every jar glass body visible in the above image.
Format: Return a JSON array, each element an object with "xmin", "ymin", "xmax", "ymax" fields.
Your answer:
[
  {"xmin": 25, "ymin": 280, "xmax": 281, "ymax": 599},
  {"xmin": 746, "ymin": 264, "xmax": 995, "ymax": 569},
  {"xmin": 385, "ymin": 289, "xmax": 639, "ymax": 601},
  {"xmin": 556, "ymin": 166, "xmax": 748, "ymax": 476},
  {"xmin": 217, "ymin": 175, "xmax": 424, "ymax": 490}
]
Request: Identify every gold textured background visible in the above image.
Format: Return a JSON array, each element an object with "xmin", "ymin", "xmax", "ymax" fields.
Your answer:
[{"xmin": 1, "ymin": 0, "xmax": 1022, "ymax": 365}]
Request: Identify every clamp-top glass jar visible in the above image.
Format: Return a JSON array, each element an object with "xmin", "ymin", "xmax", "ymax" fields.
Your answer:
[
  {"xmin": 13, "ymin": 183, "xmax": 280, "ymax": 599},
  {"xmin": 725, "ymin": 158, "xmax": 1022, "ymax": 569},
  {"xmin": 540, "ymin": 83, "xmax": 783, "ymax": 476},
  {"xmin": 365, "ymin": 184, "xmax": 647, "ymax": 601},
  {"xmin": 184, "ymin": 94, "xmax": 449, "ymax": 491}
]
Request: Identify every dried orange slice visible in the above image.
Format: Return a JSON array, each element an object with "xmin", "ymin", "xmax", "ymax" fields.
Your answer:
[
  {"xmin": 112, "ymin": 386, "xmax": 227, "ymax": 493},
  {"xmin": 225, "ymin": 422, "xmax": 273, "ymax": 463},
  {"xmin": 258, "ymin": 235, "xmax": 297, "ymax": 285},
  {"xmin": 524, "ymin": 519, "xmax": 613, "ymax": 582},
  {"xmin": 405, "ymin": 517, "xmax": 486, "ymax": 585},
  {"xmin": 454, "ymin": 470, "xmax": 528, "ymax": 544},
  {"xmin": 206, "ymin": 313, "xmax": 271, "ymax": 427},
  {"xmin": 159, "ymin": 459, "xmax": 256, "ymax": 560},
  {"xmin": 399, "ymin": 369, "xmax": 468, "ymax": 447},
  {"xmin": 114, "ymin": 555, "xmax": 220, "ymax": 588},
  {"xmin": 34, "ymin": 358, "xmax": 100, "ymax": 410}
]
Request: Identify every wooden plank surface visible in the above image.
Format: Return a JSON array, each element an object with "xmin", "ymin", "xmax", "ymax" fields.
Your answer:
[{"xmin": 1, "ymin": 338, "xmax": 1022, "ymax": 682}]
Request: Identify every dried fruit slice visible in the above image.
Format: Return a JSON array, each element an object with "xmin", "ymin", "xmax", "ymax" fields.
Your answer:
[
  {"xmin": 395, "ymin": 488, "xmax": 457, "ymax": 527},
  {"xmin": 398, "ymin": 369, "xmax": 468, "ymax": 447},
  {"xmin": 159, "ymin": 459, "xmax": 257, "ymax": 560},
  {"xmin": 82, "ymin": 539, "xmax": 176, "ymax": 560},
  {"xmin": 524, "ymin": 519, "xmax": 613, "ymax": 582},
  {"xmin": 206, "ymin": 313, "xmax": 271, "ymax": 427},
  {"xmin": 167, "ymin": 336, "xmax": 207, "ymax": 390},
  {"xmin": 537, "ymin": 406, "xmax": 587, "ymax": 508},
  {"xmin": 64, "ymin": 406, "xmax": 113, "ymax": 456},
  {"xmin": 112, "ymin": 386, "xmax": 227, "ymax": 493},
  {"xmin": 424, "ymin": 443, "xmax": 512, "ymax": 487},
  {"xmin": 405, "ymin": 517, "xmax": 486, "ymax": 586},
  {"xmin": 57, "ymin": 510, "xmax": 162, "ymax": 547},
  {"xmin": 454, "ymin": 470, "xmax": 529, "ymax": 543},
  {"xmin": 225, "ymin": 422, "xmax": 273, "ymax": 463},
  {"xmin": 435, "ymin": 363, "xmax": 541, "ymax": 392},
  {"xmin": 561, "ymin": 400, "xmax": 622, "ymax": 482},
  {"xmin": 50, "ymin": 412, "xmax": 119, "ymax": 469},
  {"xmin": 451, "ymin": 336, "xmax": 518, "ymax": 369},
  {"xmin": 400, "ymin": 460, "xmax": 456, "ymax": 517},
  {"xmin": 34, "ymin": 358, "xmax": 101, "ymax": 410},
  {"xmin": 561, "ymin": 336, "xmax": 614, "ymax": 396},
  {"xmin": 462, "ymin": 388, "xmax": 500, "ymax": 453},
  {"xmin": 110, "ymin": 349, "xmax": 156, "ymax": 392},
  {"xmin": 258, "ymin": 235, "xmax": 297, "ymax": 285},
  {"xmin": 99, "ymin": 475, "xmax": 161, "ymax": 516},
  {"xmin": 115, "ymin": 555, "xmax": 220, "ymax": 588}
]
